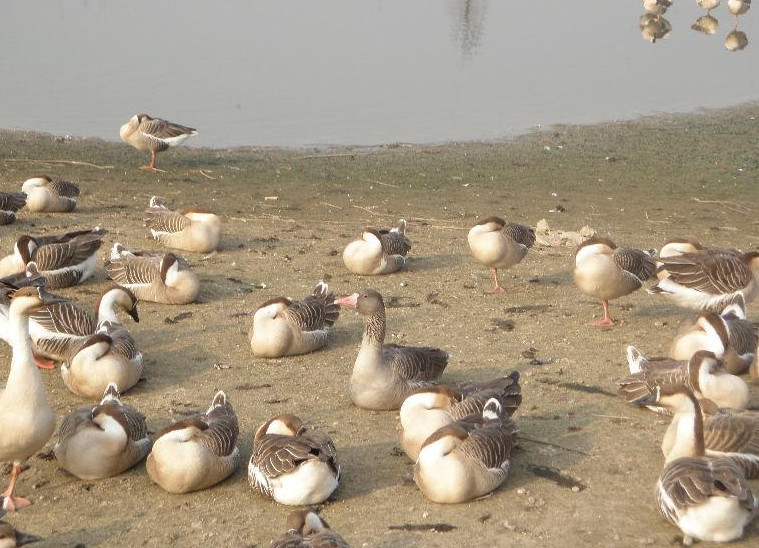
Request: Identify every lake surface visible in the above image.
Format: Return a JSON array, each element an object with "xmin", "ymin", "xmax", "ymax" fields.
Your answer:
[{"xmin": 0, "ymin": 0, "xmax": 757, "ymax": 148}]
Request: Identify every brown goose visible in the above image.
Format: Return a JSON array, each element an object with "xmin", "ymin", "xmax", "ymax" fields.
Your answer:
[
  {"xmin": 143, "ymin": 196, "xmax": 222, "ymax": 253},
  {"xmin": 0, "ymin": 509, "xmax": 41, "ymax": 546},
  {"xmin": 0, "ymin": 268, "xmax": 46, "ymax": 348},
  {"xmin": 342, "ymin": 219, "xmax": 411, "ymax": 275},
  {"xmin": 21, "ymin": 176, "xmax": 79, "ymax": 213},
  {"xmin": 147, "ymin": 391, "xmax": 239, "ymax": 493},
  {"xmin": 656, "ymin": 239, "xmax": 704, "ymax": 280},
  {"xmin": 335, "ymin": 288, "xmax": 449, "ymax": 410},
  {"xmin": 270, "ymin": 510, "xmax": 350, "ymax": 548},
  {"xmin": 0, "ymin": 193, "xmax": 26, "ymax": 225},
  {"xmin": 248, "ymin": 414, "xmax": 340, "ymax": 506},
  {"xmin": 249, "ymin": 281, "xmax": 340, "ymax": 358},
  {"xmin": 467, "ymin": 217, "xmax": 535, "ymax": 293},
  {"xmin": 400, "ymin": 371, "xmax": 522, "ymax": 461},
  {"xmin": 573, "ymin": 236, "xmax": 656, "ymax": 326},
  {"xmin": 53, "ymin": 383, "xmax": 151, "ymax": 479},
  {"xmin": 119, "ymin": 114, "xmax": 198, "ymax": 171},
  {"xmin": 414, "ymin": 398, "xmax": 519, "ymax": 503}
]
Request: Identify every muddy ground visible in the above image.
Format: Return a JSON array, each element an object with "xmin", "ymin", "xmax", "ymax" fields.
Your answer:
[{"xmin": 1, "ymin": 105, "xmax": 759, "ymax": 547}]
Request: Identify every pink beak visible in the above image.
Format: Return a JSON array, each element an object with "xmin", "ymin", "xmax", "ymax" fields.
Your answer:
[{"xmin": 334, "ymin": 293, "xmax": 358, "ymax": 308}]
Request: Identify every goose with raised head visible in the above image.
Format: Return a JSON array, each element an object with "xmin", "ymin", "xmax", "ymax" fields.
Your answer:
[
  {"xmin": 573, "ymin": 236, "xmax": 656, "ymax": 326},
  {"xmin": 343, "ymin": 219, "xmax": 411, "ymax": 276},
  {"xmin": 0, "ymin": 509, "xmax": 41, "ymax": 546},
  {"xmin": 147, "ymin": 391, "xmax": 239, "ymax": 493},
  {"xmin": 104, "ymin": 243, "xmax": 200, "ymax": 305},
  {"xmin": 0, "ymin": 193, "xmax": 26, "ymax": 226},
  {"xmin": 119, "ymin": 114, "xmax": 197, "ymax": 171},
  {"xmin": 467, "ymin": 217, "xmax": 535, "ymax": 293},
  {"xmin": 400, "ymin": 371, "xmax": 522, "ymax": 461},
  {"xmin": 270, "ymin": 510, "xmax": 350, "ymax": 548},
  {"xmin": 335, "ymin": 288, "xmax": 449, "ymax": 410},
  {"xmin": 143, "ymin": 196, "xmax": 222, "ymax": 253},
  {"xmin": 54, "ymin": 383, "xmax": 151, "ymax": 480},
  {"xmin": 248, "ymin": 414, "xmax": 339, "ymax": 506},
  {"xmin": 0, "ymin": 287, "xmax": 63, "ymax": 511},
  {"xmin": 414, "ymin": 398, "xmax": 519, "ymax": 503},
  {"xmin": 21, "ymin": 176, "xmax": 79, "ymax": 213}
]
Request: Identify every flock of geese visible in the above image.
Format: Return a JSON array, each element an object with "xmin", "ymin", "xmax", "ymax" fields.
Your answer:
[{"xmin": 0, "ymin": 113, "xmax": 759, "ymax": 545}]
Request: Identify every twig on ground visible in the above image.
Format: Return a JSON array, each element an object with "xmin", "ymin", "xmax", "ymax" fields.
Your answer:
[
  {"xmin": 3, "ymin": 158, "xmax": 113, "ymax": 169},
  {"xmin": 198, "ymin": 169, "xmax": 216, "ymax": 180}
]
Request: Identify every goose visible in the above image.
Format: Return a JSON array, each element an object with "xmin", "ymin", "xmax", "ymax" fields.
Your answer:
[
  {"xmin": 643, "ymin": 0, "xmax": 672, "ymax": 16},
  {"xmin": 650, "ymin": 248, "xmax": 759, "ymax": 312},
  {"xmin": 119, "ymin": 114, "xmax": 197, "ymax": 171},
  {"xmin": 728, "ymin": 0, "xmax": 751, "ymax": 16},
  {"xmin": 637, "ymin": 385, "xmax": 757, "ymax": 544},
  {"xmin": 335, "ymin": 288, "xmax": 449, "ymax": 410},
  {"xmin": 0, "ymin": 509, "xmax": 41, "ymax": 546},
  {"xmin": 342, "ymin": 219, "xmax": 411, "ymax": 276},
  {"xmin": 697, "ymin": 0, "xmax": 721, "ymax": 9},
  {"xmin": 104, "ymin": 243, "xmax": 200, "ymax": 305},
  {"xmin": 61, "ymin": 320, "xmax": 144, "ymax": 400},
  {"xmin": 573, "ymin": 236, "xmax": 656, "ymax": 326},
  {"xmin": 0, "ymin": 228, "xmax": 105, "ymax": 288},
  {"xmin": 21, "ymin": 176, "xmax": 79, "ymax": 213},
  {"xmin": 248, "ymin": 414, "xmax": 339, "ymax": 506},
  {"xmin": 53, "ymin": 383, "xmax": 151, "ymax": 479},
  {"xmin": 400, "ymin": 371, "xmax": 522, "ymax": 461},
  {"xmin": 0, "ymin": 287, "xmax": 63, "ymax": 511},
  {"xmin": 270, "ymin": 510, "xmax": 350, "ymax": 548},
  {"xmin": 414, "ymin": 398, "xmax": 519, "ymax": 503},
  {"xmin": 0, "ymin": 268, "xmax": 46, "ymax": 347},
  {"xmin": 617, "ymin": 348, "xmax": 750, "ymax": 411},
  {"xmin": 691, "ymin": 14, "xmax": 719, "ymax": 35},
  {"xmin": 0, "ymin": 193, "xmax": 26, "ymax": 226},
  {"xmin": 467, "ymin": 217, "xmax": 535, "ymax": 293},
  {"xmin": 656, "ymin": 239, "xmax": 704, "ymax": 281},
  {"xmin": 147, "ymin": 391, "xmax": 239, "ymax": 493},
  {"xmin": 143, "ymin": 196, "xmax": 222, "ymax": 253},
  {"xmin": 249, "ymin": 281, "xmax": 340, "ymax": 358}
]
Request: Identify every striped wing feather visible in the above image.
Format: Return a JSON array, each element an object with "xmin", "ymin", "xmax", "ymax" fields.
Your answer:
[
  {"xmin": 201, "ymin": 401, "xmax": 239, "ymax": 457},
  {"xmin": 379, "ymin": 231, "xmax": 411, "ymax": 256},
  {"xmin": 144, "ymin": 208, "xmax": 191, "ymax": 234},
  {"xmin": 704, "ymin": 411, "xmax": 759, "ymax": 455},
  {"xmin": 0, "ymin": 192, "xmax": 27, "ymax": 211},
  {"xmin": 613, "ymin": 248, "xmax": 657, "ymax": 281},
  {"xmin": 30, "ymin": 301, "xmax": 96, "ymax": 335},
  {"xmin": 503, "ymin": 222, "xmax": 536, "ymax": 248},
  {"xmin": 105, "ymin": 255, "xmax": 160, "ymax": 285},
  {"xmin": 140, "ymin": 118, "xmax": 196, "ymax": 139},
  {"xmin": 661, "ymin": 250, "xmax": 752, "ymax": 294},
  {"xmin": 384, "ymin": 345, "xmax": 448, "ymax": 382},
  {"xmin": 48, "ymin": 180, "xmax": 80, "ymax": 198}
]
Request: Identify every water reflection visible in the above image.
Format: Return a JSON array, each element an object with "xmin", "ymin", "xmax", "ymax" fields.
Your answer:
[
  {"xmin": 450, "ymin": 0, "xmax": 488, "ymax": 56},
  {"xmin": 692, "ymin": 14, "xmax": 719, "ymax": 34}
]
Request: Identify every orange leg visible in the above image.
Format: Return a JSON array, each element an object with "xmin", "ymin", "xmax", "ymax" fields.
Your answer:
[
  {"xmin": 140, "ymin": 151, "xmax": 164, "ymax": 172},
  {"xmin": 34, "ymin": 356, "xmax": 56, "ymax": 370},
  {"xmin": 2, "ymin": 463, "xmax": 32, "ymax": 512},
  {"xmin": 590, "ymin": 300, "xmax": 615, "ymax": 326},
  {"xmin": 490, "ymin": 268, "xmax": 506, "ymax": 293}
]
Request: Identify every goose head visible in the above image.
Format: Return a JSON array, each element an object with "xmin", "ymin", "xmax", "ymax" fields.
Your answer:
[
  {"xmin": 98, "ymin": 286, "xmax": 139, "ymax": 323},
  {"xmin": 334, "ymin": 288, "xmax": 384, "ymax": 316},
  {"xmin": 9, "ymin": 286, "xmax": 65, "ymax": 315}
]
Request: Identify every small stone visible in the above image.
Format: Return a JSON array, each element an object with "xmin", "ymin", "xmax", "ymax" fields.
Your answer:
[
  {"xmin": 503, "ymin": 521, "xmax": 516, "ymax": 531},
  {"xmin": 571, "ymin": 486, "xmax": 580, "ymax": 492},
  {"xmin": 422, "ymin": 512, "xmax": 429, "ymax": 518},
  {"xmin": 516, "ymin": 488, "xmax": 526, "ymax": 495}
]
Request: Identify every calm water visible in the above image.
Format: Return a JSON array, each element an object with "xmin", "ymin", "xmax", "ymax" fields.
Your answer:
[{"xmin": 0, "ymin": 0, "xmax": 757, "ymax": 147}]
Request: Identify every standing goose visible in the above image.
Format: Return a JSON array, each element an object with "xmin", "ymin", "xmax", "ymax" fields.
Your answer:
[
  {"xmin": 249, "ymin": 281, "xmax": 340, "ymax": 358},
  {"xmin": 53, "ymin": 383, "xmax": 151, "ymax": 479},
  {"xmin": 0, "ymin": 193, "xmax": 26, "ymax": 225},
  {"xmin": 414, "ymin": 398, "xmax": 519, "ymax": 503},
  {"xmin": 335, "ymin": 288, "xmax": 449, "ymax": 410},
  {"xmin": 400, "ymin": 371, "xmax": 522, "ymax": 461},
  {"xmin": 573, "ymin": 236, "xmax": 656, "ymax": 326},
  {"xmin": 343, "ymin": 219, "xmax": 411, "ymax": 275},
  {"xmin": 143, "ymin": 196, "xmax": 222, "ymax": 253},
  {"xmin": 147, "ymin": 391, "xmax": 239, "ymax": 493},
  {"xmin": 467, "ymin": 217, "xmax": 535, "ymax": 293},
  {"xmin": 119, "ymin": 114, "xmax": 198, "ymax": 171},
  {"xmin": 270, "ymin": 510, "xmax": 350, "ymax": 548},
  {"xmin": 0, "ymin": 287, "xmax": 63, "ymax": 511},
  {"xmin": 248, "ymin": 414, "xmax": 340, "ymax": 506},
  {"xmin": 0, "ymin": 509, "xmax": 41, "ymax": 546},
  {"xmin": 104, "ymin": 243, "xmax": 200, "ymax": 305},
  {"xmin": 21, "ymin": 176, "xmax": 79, "ymax": 213}
]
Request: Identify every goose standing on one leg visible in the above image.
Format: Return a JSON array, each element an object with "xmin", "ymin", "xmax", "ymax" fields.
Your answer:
[
  {"xmin": 467, "ymin": 217, "xmax": 535, "ymax": 293},
  {"xmin": 119, "ymin": 114, "xmax": 197, "ymax": 171}
]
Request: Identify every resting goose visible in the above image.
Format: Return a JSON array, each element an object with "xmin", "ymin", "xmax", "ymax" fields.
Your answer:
[
  {"xmin": 414, "ymin": 398, "xmax": 519, "ymax": 503},
  {"xmin": 342, "ymin": 220, "xmax": 410, "ymax": 275},
  {"xmin": 335, "ymin": 288, "xmax": 449, "ymax": 410},
  {"xmin": 249, "ymin": 281, "xmax": 340, "ymax": 358},
  {"xmin": 400, "ymin": 371, "xmax": 522, "ymax": 461},
  {"xmin": 0, "ymin": 509, "xmax": 41, "ymax": 546},
  {"xmin": 0, "ymin": 287, "xmax": 63, "ymax": 511},
  {"xmin": 54, "ymin": 383, "xmax": 151, "ymax": 479},
  {"xmin": 656, "ymin": 239, "xmax": 704, "ymax": 281},
  {"xmin": 0, "ymin": 193, "xmax": 26, "ymax": 226},
  {"xmin": 21, "ymin": 176, "xmax": 79, "ymax": 213},
  {"xmin": 104, "ymin": 243, "xmax": 200, "ymax": 305},
  {"xmin": 248, "ymin": 414, "xmax": 340, "ymax": 506},
  {"xmin": 643, "ymin": 0, "xmax": 672, "ymax": 16},
  {"xmin": 573, "ymin": 236, "xmax": 656, "ymax": 326},
  {"xmin": 697, "ymin": 0, "xmax": 721, "ymax": 10},
  {"xmin": 119, "ymin": 114, "xmax": 198, "ymax": 171},
  {"xmin": 467, "ymin": 217, "xmax": 535, "ymax": 293},
  {"xmin": 143, "ymin": 196, "xmax": 221, "ymax": 253},
  {"xmin": 270, "ymin": 510, "xmax": 350, "ymax": 548},
  {"xmin": 728, "ymin": 0, "xmax": 751, "ymax": 16}
]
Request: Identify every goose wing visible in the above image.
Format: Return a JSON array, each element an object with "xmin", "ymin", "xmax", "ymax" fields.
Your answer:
[
  {"xmin": 139, "ymin": 117, "xmax": 196, "ymax": 139},
  {"xmin": 461, "ymin": 417, "xmax": 520, "ymax": 469},
  {"xmin": 47, "ymin": 180, "xmax": 80, "ymax": 199},
  {"xmin": 105, "ymin": 255, "xmax": 160, "ymax": 285},
  {"xmin": 452, "ymin": 372, "xmax": 522, "ymax": 419},
  {"xmin": 285, "ymin": 291, "xmax": 339, "ymax": 332},
  {"xmin": 704, "ymin": 411, "xmax": 759, "ymax": 455},
  {"xmin": 379, "ymin": 230, "xmax": 411, "ymax": 256},
  {"xmin": 253, "ymin": 435, "xmax": 322, "ymax": 479},
  {"xmin": 198, "ymin": 396, "xmax": 239, "ymax": 457},
  {"xmin": 98, "ymin": 321, "xmax": 140, "ymax": 361},
  {"xmin": 144, "ymin": 208, "xmax": 191, "ymax": 235},
  {"xmin": 0, "ymin": 192, "xmax": 27, "ymax": 212},
  {"xmin": 94, "ymin": 400, "xmax": 149, "ymax": 443},
  {"xmin": 659, "ymin": 250, "xmax": 753, "ymax": 294},
  {"xmin": 384, "ymin": 344, "xmax": 449, "ymax": 382},
  {"xmin": 33, "ymin": 234, "xmax": 103, "ymax": 270},
  {"xmin": 503, "ymin": 222, "xmax": 536, "ymax": 248},
  {"xmin": 30, "ymin": 301, "xmax": 96, "ymax": 335},
  {"xmin": 613, "ymin": 247, "xmax": 657, "ymax": 282},
  {"xmin": 57, "ymin": 406, "xmax": 94, "ymax": 444}
]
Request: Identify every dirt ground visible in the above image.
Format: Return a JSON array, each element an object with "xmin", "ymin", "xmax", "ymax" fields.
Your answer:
[{"xmin": 1, "ymin": 105, "xmax": 759, "ymax": 547}]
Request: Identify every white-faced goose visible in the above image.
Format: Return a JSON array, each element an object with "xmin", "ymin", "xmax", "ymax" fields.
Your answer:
[
  {"xmin": 147, "ymin": 391, "xmax": 239, "ymax": 493},
  {"xmin": 0, "ymin": 193, "xmax": 26, "ymax": 226},
  {"xmin": 335, "ymin": 288, "xmax": 449, "ymax": 410},
  {"xmin": 0, "ymin": 287, "xmax": 63, "ymax": 511},
  {"xmin": 104, "ymin": 243, "xmax": 200, "ymax": 305},
  {"xmin": 467, "ymin": 217, "xmax": 535, "ymax": 293},
  {"xmin": 400, "ymin": 371, "xmax": 522, "ymax": 461},
  {"xmin": 249, "ymin": 281, "xmax": 340, "ymax": 358},
  {"xmin": 119, "ymin": 114, "xmax": 197, "ymax": 171},
  {"xmin": 0, "ymin": 228, "xmax": 106, "ymax": 288},
  {"xmin": 143, "ymin": 196, "xmax": 222, "ymax": 253},
  {"xmin": 20, "ymin": 176, "xmax": 79, "ymax": 213},
  {"xmin": 0, "ymin": 509, "xmax": 41, "ymax": 546},
  {"xmin": 650, "ymin": 248, "xmax": 759, "ymax": 312},
  {"xmin": 342, "ymin": 219, "xmax": 410, "ymax": 275},
  {"xmin": 573, "ymin": 236, "xmax": 656, "ymax": 326},
  {"xmin": 54, "ymin": 383, "xmax": 151, "ymax": 480},
  {"xmin": 270, "ymin": 510, "xmax": 350, "ymax": 548},
  {"xmin": 414, "ymin": 398, "xmax": 519, "ymax": 503},
  {"xmin": 248, "ymin": 414, "xmax": 339, "ymax": 506}
]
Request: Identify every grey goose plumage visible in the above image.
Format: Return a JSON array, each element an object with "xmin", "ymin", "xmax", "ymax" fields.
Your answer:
[
  {"xmin": 143, "ymin": 196, "xmax": 222, "ymax": 253},
  {"xmin": 119, "ymin": 114, "xmax": 198, "ymax": 170},
  {"xmin": 342, "ymin": 219, "xmax": 410, "ymax": 275},
  {"xmin": 0, "ymin": 508, "xmax": 41, "ymax": 546},
  {"xmin": 467, "ymin": 217, "xmax": 535, "ymax": 293},
  {"xmin": 270, "ymin": 510, "xmax": 350, "ymax": 548},
  {"xmin": 0, "ymin": 192, "xmax": 26, "ymax": 225},
  {"xmin": 21, "ymin": 176, "xmax": 79, "ymax": 213}
]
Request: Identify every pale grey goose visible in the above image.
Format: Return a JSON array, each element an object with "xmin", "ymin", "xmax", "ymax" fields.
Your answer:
[
  {"xmin": 143, "ymin": 196, "xmax": 221, "ymax": 253},
  {"xmin": 0, "ymin": 193, "xmax": 26, "ymax": 225},
  {"xmin": 342, "ymin": 219, "xmax": 410, "ymax": 275},
  {"xmin": 21, "ymin": 176, "xmax": 79, "ymax": 213},
  {"xmin": 467, "ymin": 217, "xmax": 535, "ymax": 293},
  {"xmin": 119, "ymin": 114, "xmax": 197, "ymax": 171}
]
